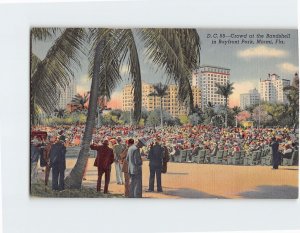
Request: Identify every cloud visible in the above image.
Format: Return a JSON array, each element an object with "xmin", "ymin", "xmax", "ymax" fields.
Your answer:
[
  {"xmin": 76, "ymin": 74, "xmax": 91, "ymax": 94},
  {"xmin": 229, "ymin": 81, "xmax": 257, "ymax": 107},
  {"xmin": 277, "ymin": 62, "xmax": 299, "ymax": 74},
  {"xmin": 237, "ymin": 45, "xmax": 288, "ymax": 58}
]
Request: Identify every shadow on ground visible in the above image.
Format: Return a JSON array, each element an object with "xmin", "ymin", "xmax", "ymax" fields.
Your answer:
[
  {"xmin": 279, "ymin": 168, "xmax": 299, "ymax": 171},
  {"xmin": 164, "ymin": 187, "xmax": 225, "ymax": 198},
  {"xmin": 238, "ymin": 185, "xmax": 298, "ymax": 199},
  {"xmin": 166, "ymin": 172, "xmax": 189, "ymax": 175}
]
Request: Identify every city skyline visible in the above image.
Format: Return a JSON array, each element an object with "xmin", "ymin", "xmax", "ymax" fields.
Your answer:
[{"xmin": 32, "ymin": 29, "xmax": 299, "ymax": 109}]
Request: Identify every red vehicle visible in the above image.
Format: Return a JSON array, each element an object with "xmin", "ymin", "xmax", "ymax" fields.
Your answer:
[{"xmin": 31, "ymin": 130, "xmax": 47, "ymax": 141}]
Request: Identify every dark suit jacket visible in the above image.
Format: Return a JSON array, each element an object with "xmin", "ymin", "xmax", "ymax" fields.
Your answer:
[
  {"xmin": 148, "ymin": 143, "xmax": 164, "ymax": 168},
  {"xmin": 49, "ymin": 142, "xmax": 66, "ymax": 169},
  {"xmin": 90, "ymin": 144, "xmax": 114, "ymax": 171},
  {"xmin": 270, "ymin": 141, "xmax": 279, "ymax": 156}
]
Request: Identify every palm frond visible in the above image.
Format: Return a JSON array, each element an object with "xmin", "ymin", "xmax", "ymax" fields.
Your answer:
[
  {"xmin": 215, "ymin": 82, "xmax": 234, "ymax": 98},
  {"xmin": 148, "ymin": 93, "xmax": 158, "ymax": 97},
  {"xmin": 31, "ymin": 28, "xmax": 87, "ymax": 114},
  {"xmin": 54, "ymin": 108, "xmax": 66, "ymax": 118},
  {"xmin": 71, "ymin": 92, "xmax": 90, "ymax": 109},
  {"xmin": 112, "ymin": 29, "xmax": 142, "ymax": 122},
  {"xmin": 151, "ymin": 82, "xmax": 168, "ymax": 97},
  {"xmin": 31, "ymin": 53, "xmax": 41, "ymax": 76},
  {"xmin": 139, "ymin": 29, "xmax": 200, "ymax": 112},
  {"xmin": 88, "ymin": 29, "xmax": 123, "ymax": 103},
  {"xmin": 31, "ymin": 28, "xmax": 60, "ymax": 41}
]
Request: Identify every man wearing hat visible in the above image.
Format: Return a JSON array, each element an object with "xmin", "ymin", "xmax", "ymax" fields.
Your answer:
[
  {"xmin": 147, "ymin": 136, "xmax": 164, "ymax": 192},
  {"xmin": 49, "ymin": 135, "xmax": 67, "ymax": 191},
  {"xmin": 113, "ymin": 137, "xmax": 126, "ymax": 185},
  {"xmin": 127, "ymin": 138, "xmax": 147, "ymax": 198},
  {"xmin": 270, "ymin": 137, "xmax": 280, "ymax": 169},
  {"xmin": 91, "ymin": 139, "xmax": 114, "ymax": 193}
]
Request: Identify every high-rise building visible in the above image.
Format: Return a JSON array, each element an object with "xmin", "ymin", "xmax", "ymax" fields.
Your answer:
[
  {"xmin": 58, "ymin": 78, "xmax": 76, "ymax": 109},
  {"xmin": 192, "ymin": 65, "xmax": 230, "ymax": 109},
  {"xmin": 122, "ymin": 82, "xmax": 201, "ymax": 117},
  {"xmin": 240, "ymin": 88, "xmax": 260, "ymax": 110},
  {"xmin": 122, "ymin": 84, "xmax": 134, "ymax": 112},
  {"xmin": 259, "ymin": 74, "xmax": 290, "ymax": 104}
]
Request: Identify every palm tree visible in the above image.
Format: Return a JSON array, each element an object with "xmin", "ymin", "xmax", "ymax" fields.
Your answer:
[
  {"xmin": 215, "ymin": 82, "xmax": 234, "ymax": 128},
  {"xmin": 71, "ymin": 92, "xmax": 90, "ymax": 111},
  {"xmin": 232, "ymin": 106, "xmax": 241, "ymax": 127},
  {"xmin": 54, "ymin": 108, "xmax": 66, "ymax": 118},
  {"xmin": 30, "ymin": 28, "xmax": 87, "ymax": 124},
  {"xmin": 203, "ymin": 101, "xmax": 215, "ymax": 125},
  {"xmin": 149, "ymin": 82, "xmax": 168, "ymax": 127},
  {"xmin": 65, "ymin": 28, "xmax": 201, "ymax": 189},
  {"xmin": 232, "ymin": 106, "xmax": 241, "ymax": 115},
  {"xmin": 32, "ymin": 28, "xmax": 201, "ymax": 189}
]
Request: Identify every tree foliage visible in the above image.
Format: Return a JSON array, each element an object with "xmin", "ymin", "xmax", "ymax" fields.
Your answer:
[
  {"xmin": 215, "ymin": 81, "xmax": 234, "ymax": 127},
  {"xmin": 283, "ymin": 73, "xmax": 299, "ymax": 130},
  {"xmin": 71, "ymin": 92, "xmax": 90, "ymax": 111},
  {"xmin": 32, "ymin": 27, "xmax": 201, "ymax": 189},
  {"xmin": 31, "ymin": 29, "xmax": 87, "ymax": 115}
]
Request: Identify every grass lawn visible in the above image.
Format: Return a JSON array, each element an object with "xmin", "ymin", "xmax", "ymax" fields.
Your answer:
[{"xmin": 30, "ymin": 180, "xmax": 123, "ymax": 198}]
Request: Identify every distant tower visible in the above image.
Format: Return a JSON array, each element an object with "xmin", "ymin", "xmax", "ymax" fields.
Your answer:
[
  {"xmin": 259, "ymin": 73, "xmax": 290, "ymax": 104},
  {"xmin": 58, "ymin": 78, "xmax": 76, "ymax": 109},
  {"xmin": 240, "ymin": 88, "xmax": 260, "ymax": 110},
  {"xmin": 193, "ymin": 65, "xmax": 230, "ymax": 110}
]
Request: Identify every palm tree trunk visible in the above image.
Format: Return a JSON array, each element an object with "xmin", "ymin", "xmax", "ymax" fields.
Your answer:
[
  {"xmin": 160, "ymin": 97, "xmax": 163, "ymax": 127},
  {"xmin": 30, "ymin": 32, "xmax": 34, "ymax": 126},
  {"xmin": 65, "ymin": 42, "xmax": 102, "ymax": 189},
  {"xmin": 225, "ymin": 97, "xmax": 228, "ymax": 128}
]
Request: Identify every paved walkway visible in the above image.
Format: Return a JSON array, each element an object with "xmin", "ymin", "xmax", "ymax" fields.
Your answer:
[{"xmin": 64, "ymin": 158, "xmax": 298, "ymax": 199}]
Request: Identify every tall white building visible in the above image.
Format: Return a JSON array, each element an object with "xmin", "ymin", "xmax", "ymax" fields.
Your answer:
[
  {"xmin": 240, "ymin": 88, "xmax": 260, "ymax": 110},
  {"xmin": 192, "ymin": 65, "xmax": 230, "ymax": 109},
  {"xmin": 259, "ymin": 74, "xmax": 290, "ymax": 104},
  {"xmin": 58, "ymin": 78, "xmax": 76, "ymax": 109}
]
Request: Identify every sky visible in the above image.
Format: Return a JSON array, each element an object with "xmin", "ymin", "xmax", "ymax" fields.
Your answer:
[{"xmin": 32, "ymin": 28, "xmax": 299, "ymax": 109}]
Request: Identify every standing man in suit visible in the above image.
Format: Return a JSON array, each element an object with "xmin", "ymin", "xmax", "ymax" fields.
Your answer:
[
  {"xmin": 161, "ymin": 141, "xmax": 170, "ymax": 174},
  {"xmin": 31, "ymin": 138, "xmax": 41, "ymax": 183},
  {"xmin": 90, "ymin": 139, "xmax": 114, "ymax": 193},
  {"xmin": 120, "ymin": 143, "xmax": 130, "ymax": 197},
  {"xmin": 43, "ymin": 136, "xmax": 56, "ymax": 186},
  {"xmin": 147, "ymin": 136, "xmax": 164, "ymax": 192},
  {"xmin": 127, "ymin": 138, "xmax": 147, "ymax": 198},
  {"xmin": 113, "ymin": 137, "xmax": 126, "ymax": 185},
  {"xmin": 49, "ymin": 136, "xmax": 66, "ymax": 191},
  {"xmin": 270, "ymin": 137, "xmax": 280, "ymax": 169}
]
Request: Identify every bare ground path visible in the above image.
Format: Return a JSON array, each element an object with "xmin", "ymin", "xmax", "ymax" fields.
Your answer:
[{"xmin": 62, "ymin": 158, "xmax": 298, "ymax": 199}]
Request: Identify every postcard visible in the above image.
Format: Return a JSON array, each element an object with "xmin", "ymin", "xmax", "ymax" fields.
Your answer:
[{"xmin": 30, "ymin": 28, "xmax": 299, "ymax": 198}]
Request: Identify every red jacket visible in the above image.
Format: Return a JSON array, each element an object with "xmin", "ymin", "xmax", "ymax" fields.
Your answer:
[{"xmin": 90, "ymin": 144, "xmax": 114, "ymax": 171}]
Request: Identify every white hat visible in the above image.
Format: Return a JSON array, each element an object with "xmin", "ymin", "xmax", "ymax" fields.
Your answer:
[
  {"xmin": 31, "ymin": 138, "xmax": 39, "ymax": 144},
  {"xmin": 138, "ymin": 138, "xmax": 147, "ymax": 146}
]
